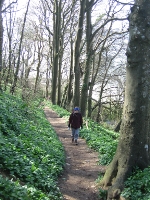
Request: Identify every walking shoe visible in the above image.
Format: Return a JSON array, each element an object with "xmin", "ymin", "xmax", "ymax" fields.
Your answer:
[
  {"xmin": 72, "ymin": 137, "xmax": 74, "ymax": 143},
  {"xmin": 75, "ymin": 139, "xmax": 78, "ymax": 145}
]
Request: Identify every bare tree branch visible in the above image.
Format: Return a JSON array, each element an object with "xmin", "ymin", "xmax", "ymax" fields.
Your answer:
[
  {"xmin": 91, "ymin": 17, "xmax": 127, "ymax": 41},
  {"xmin": 2, "ymin": 0, "xmax": 18, "ymax": 13},
  {"xmin": 114, "ymin": 0, "xmax": 134, "ymax": 6}
]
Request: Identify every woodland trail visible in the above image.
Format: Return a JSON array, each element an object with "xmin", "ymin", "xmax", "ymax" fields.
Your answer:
[{"xmin": 44, "ymin": 107, "xmax": 106, "ymax": 200}]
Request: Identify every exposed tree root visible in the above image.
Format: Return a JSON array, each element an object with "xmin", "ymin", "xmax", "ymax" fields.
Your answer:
[{"xmin": 99, "ymin": 154, "xmax": 133, "ymax": 200}]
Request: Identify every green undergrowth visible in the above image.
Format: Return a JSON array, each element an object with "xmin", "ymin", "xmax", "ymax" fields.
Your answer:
[
  {"xmin": 46, "ymin": 102, "xmax": 150, "ymax": 200},
  {"xmin": 121, "ymin": 166, "xmax": 150, "ymax": 200},
  {"xmin": 79, "ymin": 120, "xmax": 119, "ymax": 165},
  {"xmin": 0, "ymin": 92, "xmax": 65, "ymax": 200}
]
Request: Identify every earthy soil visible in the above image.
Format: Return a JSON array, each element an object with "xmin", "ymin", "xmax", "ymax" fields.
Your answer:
[{"xmin": 44, "ymin": 107, "xmax": 106, "ymax": 200}]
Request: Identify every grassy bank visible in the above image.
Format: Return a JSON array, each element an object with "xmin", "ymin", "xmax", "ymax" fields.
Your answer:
[{"xmin": 0, "ymin": 92, "xmax": 65, "ymax": 200}]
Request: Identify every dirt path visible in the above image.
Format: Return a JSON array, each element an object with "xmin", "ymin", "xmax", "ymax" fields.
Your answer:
[{"xmin": 44, "ymin": 107, "xmax": 106, "ymax": 200}]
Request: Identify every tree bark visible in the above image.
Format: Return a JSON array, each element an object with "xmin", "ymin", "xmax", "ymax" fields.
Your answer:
[
  {"xmin": 34, "ymin": 42, "xmax": 43, "ymax": 93},
  {"xmin": 51, "ymin": 0, "xmax": 61, "ymax": 104},
  {"xmin": 73, "ymin": 0, "xmax": 86, "ymax": 107},
  {"xmin": 114, "ymin": 120, "xmax": 122, "ymax": 132},
  {"xmin": 10, "ymin": 0, "xmax": 31, "ymax": 94},
  {"xmin": 4, "ymin": 3, "xmax": 15, "ymax": 91},
  {"xmin": 0, "ymin": 0, "xmax": 4, "ymax": 91},
  {"xmin": 67, "ymin": 37, "xmax": 73, "ymax": 105},
  {"xmin": 100, "ymin": 1, "xmax": 150, "ymax": 199},
  {"xmin": 57, "ymin": 48, "xmax": 62, "ymax": 105},
  {"xmin": 80, "ymin": 0, "xmax": 94, "ymax": 116}
]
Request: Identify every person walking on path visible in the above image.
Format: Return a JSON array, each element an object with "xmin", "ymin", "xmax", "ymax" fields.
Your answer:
[{"xmin": 68, "ymin": 107, "xmax": 83, "ymax": 145}]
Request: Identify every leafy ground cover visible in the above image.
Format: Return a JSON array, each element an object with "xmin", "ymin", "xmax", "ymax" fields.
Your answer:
[
  {"xmin": 47, "ymin": 102, "xmax": 150, "ymax": 200},
  {"xmin": 1, "ymin": 93, "xmax": 150, "ymax": 200},
  {"xmin": 0, "ymin": 92, "xmax": 65, "ymax": 200},
  {"xmin": 121, "ymin": 167, "xmax": 150, "ymax": 200}
]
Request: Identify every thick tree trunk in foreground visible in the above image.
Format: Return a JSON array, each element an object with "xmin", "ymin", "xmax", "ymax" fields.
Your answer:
[{"xmin": 100, "ymin": 1, "xmax": 150, "ymax": 199}]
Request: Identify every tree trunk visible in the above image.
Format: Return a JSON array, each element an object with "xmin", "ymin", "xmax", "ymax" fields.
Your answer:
[
  {"xmin": 4, "ymin": 3, "xmax": 15, "ymax": 91},
  {"xmin": 80, "ymin": 0, "xmax": 94, "ymax": 116},
  {"xmin": 22, "ymin": 52, "xmax": 31, "ymax": 100},
  {"xmin": 73, "ymin": 0, "xmax": 86, "ymax": 107},
  {"xmin": 34, "ymin": 38, "xmax": 43, "ymax": 94},
  {"xmin": 46, "ymin": 37, "xmax": 52, "ymax": 99},
  {"xmin": 87, "ymin": 29, "xmax": 109, "ymax": 118},
  {"xmin": 51, "ymin": 0, "xmax": 61, "ymax": 104},
  {"xmin": 67, "ymin": 38, "xmax": 74, "ymax": 105},
  {"xmin": 46, "ymin": 64, "xmax": 50, "ymax": 99},
  {"xmin": 10, "ymin": 0, "xmax": 31, "ymax": 94},
  {"xmin": 100, "ymin": 1, "xmax": 150, "ymax": 199},
  {"xmin": 57, "ymin": 29, "xmax": 64, "ymax": 105},
  {"xmin": 0, "ymin": 0, "xmax": 4, "ymax": 91},
  {"xmin": 61, "ymin": 83, "xmax": 68, "ymax": 108},
  {"xmin": 57, "ymin": 51, "xmax": 62, "ymax": 105},
  {"xmin": 87, "ymin": 51, "xmax": 96, "ymax": 118},
  {"xmin": 114, "ymin": 120, "xmax": 122, "ymax": 132},
  {"xmin": 87, "ymin": 82, "xmax": 94, "ymax": 118}
]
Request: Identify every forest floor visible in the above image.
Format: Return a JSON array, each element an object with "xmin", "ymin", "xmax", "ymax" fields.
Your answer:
[{"xmin": 44, "ymin": 107, "xmax": 106, "ymax": 200}]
